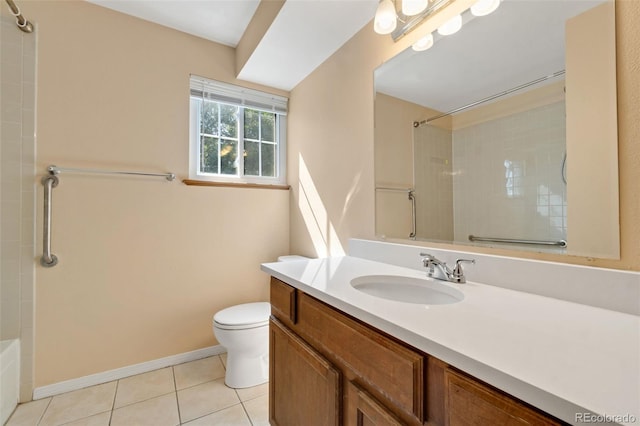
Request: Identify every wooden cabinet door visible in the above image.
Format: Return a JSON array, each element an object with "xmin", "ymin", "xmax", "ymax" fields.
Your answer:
[
  {"xmin": 445, "ymin": 369, "xmax": 561, "ymax": 426},
  {"xmin": 297, "ymin": 292, "xmax": 425, "ymax": 422},
  {"xmin": 269, "ymin": 318, "xmax": 341, "ymax": 426},
  {"xmin": 346, "ymin": 381, "xmax": 404, "ymax": 426}
]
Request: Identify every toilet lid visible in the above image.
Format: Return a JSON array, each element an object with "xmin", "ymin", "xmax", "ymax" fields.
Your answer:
[{"xmin": 213, "ymin": 302, "xmax": 271, "ymax": 327}]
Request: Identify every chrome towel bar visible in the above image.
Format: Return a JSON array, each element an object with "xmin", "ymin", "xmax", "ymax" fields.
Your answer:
[
  {"xmin": 47, "ymin": 165, "xmax": 175, "ymax": 181},
  {"xmin": 468, "ymin": 235, "xmax": 567, "ymax": 248},
  {"xmin": 375, "ymin": 186, "xmax": 412, "ymax": 192},
  {"xmin": 40, "ymin": 165, "xmax": 176, "ymax": 268}
]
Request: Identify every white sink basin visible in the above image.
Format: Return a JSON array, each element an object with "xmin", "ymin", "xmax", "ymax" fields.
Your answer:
[{"xmin": 350, "ymin": 275, "xmax": 464, "ymax": 305}]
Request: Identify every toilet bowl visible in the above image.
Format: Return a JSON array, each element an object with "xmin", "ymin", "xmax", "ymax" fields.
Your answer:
[
  {"xmin": 213, "ymin": 255, "xmax": 310, "ymax": 388},
  {"xmin": 213, "ymin": 302, "xmax": 271, "ymax": 388}
]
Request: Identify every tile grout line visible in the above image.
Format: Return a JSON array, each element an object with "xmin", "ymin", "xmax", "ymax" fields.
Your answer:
[
  {"xmin": 13, "ymin": 356, "xmax": 252, "ymax": 426},
  {"xmin": 109, "ymin": 378, "xmax": 120, "ymax": 424},
  {"xmin": 35, "ymin": 397, "xmax": 53, "ymax": 426},
  {"xmin": 172, "ymin": 366, "xmax": 183, "ymax": 425},
  {"xmin": 240, "ymin": 400, "xmax": 255, "ymax": 426}
]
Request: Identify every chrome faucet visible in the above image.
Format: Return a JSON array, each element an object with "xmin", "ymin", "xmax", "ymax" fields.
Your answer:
[{"xmin": 420, "ymin": 253, "xmax": 475, "ymax": 284}]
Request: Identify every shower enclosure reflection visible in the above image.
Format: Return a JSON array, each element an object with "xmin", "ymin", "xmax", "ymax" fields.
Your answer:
[
  {"xmin": 0, "ymin": 6, "xmax": 37, "ymax": 421},
  {"xmin": 374, "ymin": 0, "xmax": 619, "ymax": 259},
  {"xmin": 413, "ymin": 86, "xmax": 567, "ymax": 251}
]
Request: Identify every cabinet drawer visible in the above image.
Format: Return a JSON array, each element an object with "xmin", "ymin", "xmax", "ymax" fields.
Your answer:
[
  {"xmin": 297, "ymin": 292, "xmax": 424, "ymax": 422},
  {"xmin": 270, "ymin": 277, "xmax": 297, "ymax": 325},
  {"xmin": 445, "ymin": 369, "xmax": 562, "ymax": 426}
]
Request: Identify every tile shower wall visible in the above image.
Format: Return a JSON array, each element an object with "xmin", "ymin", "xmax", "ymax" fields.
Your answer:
[
  {"xmin": 1, "ymin": 15, "xmax": 37, "ymax": 401},
  {"xmin": 414, "ymin": 124, "xmax": 453, "ymax": 241},
  {"xmin": 452, "ymin": 101, "xmax": 567, "ymax": 245}
]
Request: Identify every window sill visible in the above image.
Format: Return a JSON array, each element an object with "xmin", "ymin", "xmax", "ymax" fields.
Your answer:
[{"xmin": 183, "ymin": 179, "xmax": 290, "ymax": 190}]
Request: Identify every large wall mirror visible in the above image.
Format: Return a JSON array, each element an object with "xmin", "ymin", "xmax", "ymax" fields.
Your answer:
[{"xmin": 374, "ymin": 0, "xmax": 620, "ymax": 259}]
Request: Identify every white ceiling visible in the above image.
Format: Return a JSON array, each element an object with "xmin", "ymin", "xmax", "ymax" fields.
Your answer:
[
  {"xmin": 87, "ymin": 0, "xmax": 378, "ymax": 91},
  {"xmin": 375, "ymin": 0, "xmax": 605, "ymax": 113},
  {"xmin": 237, "ymin": 0, "xmax": 378, "ymax": 90},
  {"xmin": 87, "ymin": 0, "xmax": 262, "ymax": 47}
]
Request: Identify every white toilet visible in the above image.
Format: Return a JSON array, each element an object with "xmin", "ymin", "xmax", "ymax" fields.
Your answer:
[
  {"xmin": 213, "ymin": 255, "xmax": 309, "ymax": 388},
  {"xmin": 213, "ymin": 302, "xmax": 271, "ymax": 388}
]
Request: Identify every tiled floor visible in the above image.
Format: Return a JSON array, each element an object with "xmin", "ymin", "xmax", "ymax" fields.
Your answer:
[{"xmin": 6, "ymin": 354, "xmax": 269, "ymax": 426}]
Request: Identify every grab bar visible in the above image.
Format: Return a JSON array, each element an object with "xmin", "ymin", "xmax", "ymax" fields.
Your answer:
[
  {"xmin": 408, "ymin": 190, "xmax": 416, "ymax": 240},
  {"xmin": 375, "ymin": 187, "xmax": 416, "ymax": 240},
  {"xmin": 39, "ymin": 165, "xmax": 175, "ymax": 268},
  {"xmin": 41, "ymin": 175, "xmax": 59, "ymax": 267},
  {"xmin": 468, "ymin": 235, "xmax": 567, "ymax": 248}
]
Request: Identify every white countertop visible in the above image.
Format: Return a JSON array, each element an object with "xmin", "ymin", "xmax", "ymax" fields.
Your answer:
[{"xmin": 261, "ymin": 256, "xmax": 640, "ymax": 426}]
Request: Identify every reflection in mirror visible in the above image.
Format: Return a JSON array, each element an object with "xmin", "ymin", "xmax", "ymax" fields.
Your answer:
[{"xmin": 374, "ymin": 0, "xmax": 619, "ymax": 258}]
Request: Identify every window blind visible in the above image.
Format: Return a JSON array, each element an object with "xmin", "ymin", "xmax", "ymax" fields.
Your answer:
[{"xmin": 190, "ymin": 75, "xmax": 288, "ymax": 115}]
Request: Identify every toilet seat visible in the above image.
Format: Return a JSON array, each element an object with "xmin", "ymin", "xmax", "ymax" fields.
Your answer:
[{"xmin": 213, "ymin": 302, "xmax": 271, "ymax": 330}]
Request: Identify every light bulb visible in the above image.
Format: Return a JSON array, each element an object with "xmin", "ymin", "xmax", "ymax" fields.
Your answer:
[
  {"xmin": 412, "ymin": 33, "xmax": 434, "ymax": 51},
  {"xmin": 437, "ymin": 14, "xmax": 462, "ymax": 36},
  {"xmin": 374, "ymin": 0, "xmax": 397, "ymax": 35},
  {"xmin": 402, "ymin": 0, "xmax": 429, "ymax": 16},
  {"xmin": 471, "ymin": 0, "xmax": 501, "ymax": 16}
]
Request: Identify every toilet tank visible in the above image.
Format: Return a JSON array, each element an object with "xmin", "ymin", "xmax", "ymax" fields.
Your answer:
[{"xmin": 277, "ymin": 255, "xmax": 310, "ymax": 262}]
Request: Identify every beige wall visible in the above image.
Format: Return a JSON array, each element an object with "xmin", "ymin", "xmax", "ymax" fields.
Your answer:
[
  {"xmin": 414, "ymin": 124, "xmax": 453, "ymax": 242},
  {"xmin": 374, "ymin": 93, "xmax": 426, "ymax": 239},
  {"xmin": 289, "ymin": 0, "xmax": 640, "ymax": 271},
  {"xmin": 566, "ymin": 1, "xmax": 620, "ymax": 259},
  {"xmin": 19, "ymin": 0, "xmax": 640, "ymax": 389},
  {"xmin": 288, "ymin": 0, "xmax": 474, "ymax": 258},
  {"xmin": 24, "ymin": 1, "xmax": 289, "ymax": 387}
]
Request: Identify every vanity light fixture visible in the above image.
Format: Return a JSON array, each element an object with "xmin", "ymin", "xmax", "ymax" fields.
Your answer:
[
  {"xmin": 412, "ymin": 32, "xmax": 434, "ymax": 51},
  {"xmin": 402, "ymin": 0, "xmax": 429, "ymax": 16},
  {"xmin": 375, "ymin": 0, "xmax": 500, "ymax": 41},
  {"xmin": 470, "ymin": 0, "xmax": 501, "ymax": 17},
  {"xmin": 374, "ymin": 0, "xmax": 432, "ymax": 35},
  {"xmin": 437, "ymin": 13, "xmax": 462, "ymax": 35},
  {"xmin": 374, "ymin": 0, "xmax": 398, "ymax": 35}
]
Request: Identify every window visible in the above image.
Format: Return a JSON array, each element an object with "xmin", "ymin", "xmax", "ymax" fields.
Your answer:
[{"xmin": 189, "ymin": 75, "xmax": 287, "ymax": 185}]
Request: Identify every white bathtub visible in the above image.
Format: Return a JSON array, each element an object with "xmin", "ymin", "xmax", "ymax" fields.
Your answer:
[{"xmin": 0, "ymin": 339, "xmax": 20, "ymax": 425}]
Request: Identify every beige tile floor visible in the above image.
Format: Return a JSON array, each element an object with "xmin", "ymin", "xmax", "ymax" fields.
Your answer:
[{"xmin": 6, "ymin": 354, "xmax": 269, "ymax": 426}]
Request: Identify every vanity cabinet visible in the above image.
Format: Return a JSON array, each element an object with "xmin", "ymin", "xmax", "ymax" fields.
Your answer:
[
  {"xmin": 269, "ymin": 277, "xmax": 564, "ymax": 426},
  {"xmin": 347, "ymin": 381, "xmax": 405, "ymax": 426},
  {"xmin": 444, "ymin": 369, "xmax": 559, "ymax": 426},
  {"xmin": 269, "ymin": 318, "xmax": 340, "ymax": 426}
]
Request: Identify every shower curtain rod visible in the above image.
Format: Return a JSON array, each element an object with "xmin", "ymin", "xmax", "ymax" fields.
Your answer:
[
  {"xmin": 413, "ymin": 70, "xmax": 566, "ymax": 128},
  {"xmin": 4, "ymin": 0, "xmax": 33, "ymax": 33}
]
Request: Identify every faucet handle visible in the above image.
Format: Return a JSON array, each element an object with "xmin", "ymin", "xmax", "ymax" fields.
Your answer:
[
  {"xmin": 420, "ymin": 253, "xmax": 440, "ymax": 262},
  {"xmin": 419, "ymin": 252, "xmax": 436, "ymax": 267},
  {"xmin": 452, "ymin": 258, "xmax": 475, "ymax": 283}
]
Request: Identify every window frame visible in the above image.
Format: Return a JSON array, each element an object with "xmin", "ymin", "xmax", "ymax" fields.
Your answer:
[{"xmin": 188, "ymin": 76, "xmax": 287, "ymax": 186}]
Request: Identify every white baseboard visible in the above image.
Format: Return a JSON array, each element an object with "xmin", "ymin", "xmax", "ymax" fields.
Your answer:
[{"xmin": 33, "ymin": 345, "xmax": 226, "ymax": 400}]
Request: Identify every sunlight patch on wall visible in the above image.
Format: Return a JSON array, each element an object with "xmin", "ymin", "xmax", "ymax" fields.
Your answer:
[{"xmin": 298, "ymin": 154, "xmax": 345, "ymax": 257}]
